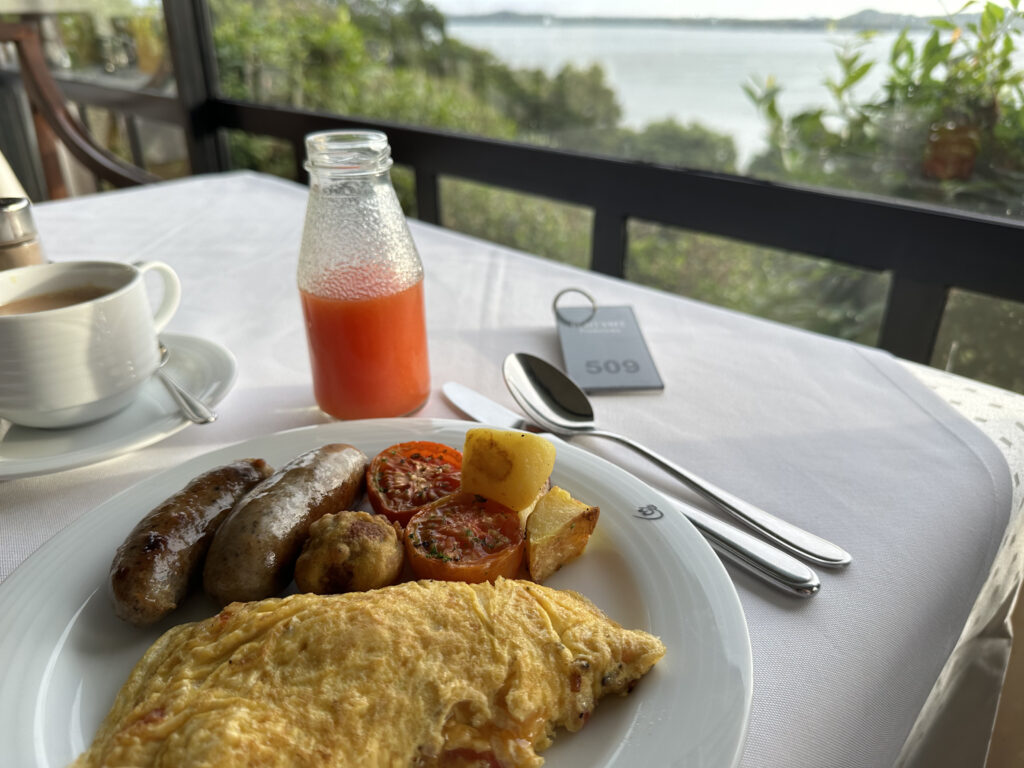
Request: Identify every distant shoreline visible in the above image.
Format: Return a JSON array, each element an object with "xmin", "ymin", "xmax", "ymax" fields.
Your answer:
[{"xmin": 446, "ymin": 10, "xmax": 941, "ymax": 32}]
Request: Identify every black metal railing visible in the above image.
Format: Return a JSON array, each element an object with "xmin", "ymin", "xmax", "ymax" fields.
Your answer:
[
  {"xmin": 3, "ymin": 0, "xmax": 1023, "ymax": 367},
  {"xmin": 206, "ymin": 98, "xmax": 1024, "ymax": 365}
]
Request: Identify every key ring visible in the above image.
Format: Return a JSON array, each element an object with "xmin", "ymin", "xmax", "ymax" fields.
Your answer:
[{"xmin": 552, "ymin": 287, "xmax": 597, "ymax": 326}]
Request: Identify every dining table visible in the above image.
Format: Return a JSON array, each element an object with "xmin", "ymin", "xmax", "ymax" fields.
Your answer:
[{"xmin": 1, "ymin": 170, "xmax": 1022, "ymax": 768}]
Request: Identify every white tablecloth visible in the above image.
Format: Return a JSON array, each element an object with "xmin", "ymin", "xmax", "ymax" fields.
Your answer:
[{"xmin": 3, "ymin": 172, "xmax": 1022, "ymax": 768}]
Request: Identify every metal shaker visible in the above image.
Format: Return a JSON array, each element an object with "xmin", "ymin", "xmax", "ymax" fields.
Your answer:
[{"xmin": 0, "ymin": 198, "xmax": 45, "ymax": 271}]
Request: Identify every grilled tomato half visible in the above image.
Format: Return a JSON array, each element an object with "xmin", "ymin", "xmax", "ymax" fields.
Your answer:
[
  {"xmin": 367, "ymin": 441, "xmax": 463, "ymax": 526},
  {"xmin": 405, "ymin": 491, "xmax": 525, "ymax": 582}
]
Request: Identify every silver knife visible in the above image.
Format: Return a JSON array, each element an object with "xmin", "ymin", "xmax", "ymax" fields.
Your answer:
[
  {"xmin": 443, "ymin": 382, "xmax": 821, "ymax": 597},
  {"xmin": 443, "ymin": 382, "xmax": 537, "ymax": 432}
]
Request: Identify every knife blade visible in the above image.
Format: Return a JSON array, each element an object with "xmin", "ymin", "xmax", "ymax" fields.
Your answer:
[
  {"xmin": 442, "ymin": 380, "xmax": 821, "ymax": 597},
  {"xmin": 442, "ymin": 382, "xmax": 537, "ymax": 431}
]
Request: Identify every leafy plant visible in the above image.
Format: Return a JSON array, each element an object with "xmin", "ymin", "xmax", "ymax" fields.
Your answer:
[
  {"xmin": 747, "ymin": 1, "xmax": 1024, "ymax": 194},
  {"xmin": 889, "ymin": 1, "xmax": 1024, "ymax": 126},
  {"xmin": 744, "ymin": 34, "xmax": 884, "ymax": 187}
]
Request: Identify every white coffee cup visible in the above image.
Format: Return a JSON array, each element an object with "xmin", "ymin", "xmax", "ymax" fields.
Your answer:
[{"xmin": 0, "ymin": 260, "xmax": 181, "ymax": 428}]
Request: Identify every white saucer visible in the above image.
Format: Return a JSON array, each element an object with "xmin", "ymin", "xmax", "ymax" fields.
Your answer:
[{"xmin": 0, "ymin": 333, "xmax": 236, "ymax": 480}]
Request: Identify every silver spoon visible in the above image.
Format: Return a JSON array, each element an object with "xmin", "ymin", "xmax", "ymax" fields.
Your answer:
[
  {"xmin": 503, "ymin": 352, "xmax": 851, "ymax": 568},
  {"xmin": 156, "ymin": 342, "xmax": 217, "ymax": 424}
]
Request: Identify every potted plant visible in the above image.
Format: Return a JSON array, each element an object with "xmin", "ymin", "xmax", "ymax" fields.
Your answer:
[{"xmin": 885, "ymin": 1, "xmax": 1024, "ymax": 180}]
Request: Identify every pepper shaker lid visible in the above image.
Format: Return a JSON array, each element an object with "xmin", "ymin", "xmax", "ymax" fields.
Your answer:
[{"xmin": 0, "ymin": 197, "xmax": 38, "ymax": 245}]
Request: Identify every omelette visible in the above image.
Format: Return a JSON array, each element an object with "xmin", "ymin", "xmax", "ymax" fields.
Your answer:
[{"xmin": 72, "ymin": 579, "xmax": 665, "ymax": 768}]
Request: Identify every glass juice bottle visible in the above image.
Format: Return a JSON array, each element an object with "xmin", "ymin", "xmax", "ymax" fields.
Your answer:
[{"xmin": 298, "ymin": 130, "xmax": 430, "ymax": 419}]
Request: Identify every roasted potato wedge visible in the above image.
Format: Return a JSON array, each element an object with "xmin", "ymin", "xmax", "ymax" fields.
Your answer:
[
  {"xmin": 461, "ymin": 428, "xmax": 556, "ymax": 512},
  {"xmin": 526, "ymin": 486, "xmax": 599, "ymax": 582},
  {"xmin": 516, "ymin": 479, "xmax": 551, "ymax": 529}
]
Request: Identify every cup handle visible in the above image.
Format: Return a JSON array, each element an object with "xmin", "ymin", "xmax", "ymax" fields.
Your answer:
[{"xmin": 134, "ymin": 260, "xmax": 181, "ymax": 333}]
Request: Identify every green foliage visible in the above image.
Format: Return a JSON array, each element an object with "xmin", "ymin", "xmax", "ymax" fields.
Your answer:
[
  {"xmin": 624, "ymin": 119, "xmax": 737, "ymax": 170},
  {"xmin": 745, "ymin": 34, "xmax": 894, "ymax": 189},
  {"xmin": 746, "ymin": 1, "xmax": 1024, "ymax": 208},
  {"xmin": 891, "ymin": 0, "xmax": 1024, "ymax": 125},
  {"xmin": 345, "ymin": 0, "xmax": 447, "ymax": 70},
  {"xmin": 225, "ymin": 131, "xmax": 297, "ymax": 181},
  {"xmin": 440, "ymin": 180, "xmax": 592, "ymax": 270},
  {"xmin": 56, "ymin": 14, "xmax": 101, "ymax": 69},
  {"xmin": 519, "ymin": 63, "xmax": 623, "ymax": 132},
  {"xmin": 625, "ymin": 222, "xmax": 888, "ymax": 345},
  {"xmin": 934, "ymin": 289, "xmax": 1024, "ymax": 393},
  {"xmin": 546, "ymin": 119, "xmax": 738, "ymax": 171},
  {"xmin": 348, "ymin": 68, "xmax": 517, "ymax": 136},
  {"xmin": 210, "ymin": 0, "xmax": 624, "ymax": 140},
  {"xmin": 212, "ymin": 0, "xmax": 367, "ymax": 108}
]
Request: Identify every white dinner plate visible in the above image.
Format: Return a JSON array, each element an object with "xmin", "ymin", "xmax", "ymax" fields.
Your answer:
[
  {"xmin": 0, "ymin": 333, "xmax": 236, "ymax": 480},
  {"xmin": 0, "ymin": 418, "xmax": 752, "ymax": 767}
]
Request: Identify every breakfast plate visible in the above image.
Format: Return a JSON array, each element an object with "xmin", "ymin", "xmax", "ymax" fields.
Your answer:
[
  {"xmin": 0, "ymin": 333, "xmax": 236, "ymax": 480},
  {"xmin": 0, "ymin": 419, "xmax": 752, "ymax": 767}
]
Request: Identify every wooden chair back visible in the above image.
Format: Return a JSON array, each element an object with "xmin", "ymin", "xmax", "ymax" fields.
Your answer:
[{"xmin": 0, "ymin": 21, "xmax": 159, "ymax": 199}]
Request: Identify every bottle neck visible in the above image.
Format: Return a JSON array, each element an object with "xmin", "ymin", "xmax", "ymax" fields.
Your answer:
[
  {"xmin": 306, "ymin": 165, "xmax": 392, "ymax": 185},
  {"xmin": 303, "ymin": 130, "xmax": 393, "ymax": 177}
]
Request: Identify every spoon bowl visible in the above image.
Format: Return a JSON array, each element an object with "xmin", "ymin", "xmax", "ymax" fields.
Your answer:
[
  {"xmin": 502, "ymin": 352, "xmax": 851, "ymax": 568},
  {"xmin": 503, "ymin": 353, "xmax": 596, "ymax": 431}
]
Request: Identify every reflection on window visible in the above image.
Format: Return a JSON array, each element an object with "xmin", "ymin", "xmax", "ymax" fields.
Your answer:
[
  {"xmin": 626, "ymin": 220, "xmax": 889, "ymax": 347},
  {"xmin": 78, "ymin": 107, "xmax": 186, "ymax": 177},
  {"xmin": 933, "ymin": 290, "xmax": 1024, "ymax": 394},
  {"xmin": 134, "ymin": 116, "xmax": 189, "ymax": 179},
  {"xmin": 66, "ymin": 107, "xmax": 188, "ymax": 191},
  {"xmin": 80, "ymin": 105, "xmax": 132, "ymax": 168},
  {"xmin": 0, "ymin": 3, "xmax": 183, "ymax": 197},
  {"xmin": 742, "ymin": 6, "xmax": 1024, "ymax": 219},
  {"xmin": 0, "ymin": 5, "xmax": 177, "ymax": 93}
]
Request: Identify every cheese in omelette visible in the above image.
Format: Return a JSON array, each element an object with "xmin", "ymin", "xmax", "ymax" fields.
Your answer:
[{"xmin": 73, "ymin": 578, "xmax": 665, "ymax": 768}]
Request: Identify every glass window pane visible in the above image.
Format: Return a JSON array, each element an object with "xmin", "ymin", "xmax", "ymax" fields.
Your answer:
[
  {"xmin": 0, "ymin": 5, "xmax": 177, "ymax": 95},
  {"xmin": 626, "ymin": 220, "xmax": 890, "ymax": 346},
  {"xmin": 439, "ymin": 178, "xmax": 592, "ymax": 269},
  {"xmin": 134, "ymin": 116, "xmax": 189, "ymax": 180},
  {"xmin": 932, "ymin": 289, "xmax": 1024, "ymax": 395},
  {"xmin": 81, "ymin": 105, "xmax": 131, "ymax": 164},
  {"xmin": 224, "ymin": 130, "xmax": 298, "ymax": 181},
  {"xmin": 391, "ymin": 164, "xmax": 416, "ymax": 218},
  {"xmin": 0, "ymin": 2, "xmax": 183, "ymax": 197},
  {"xmin": 739, "ymin": 13, "xmax": 1024, "ymax": 221},
  {"xmin": 64, "ymin": 108, "xmax": 188, "ymax": 190},
  {"xmin": 208, "ymin": 3, "xmax": 1022, "ymax": 221}
]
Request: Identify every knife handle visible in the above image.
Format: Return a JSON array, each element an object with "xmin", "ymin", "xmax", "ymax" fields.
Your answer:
[{"xmin": 670, "ymin": 496, "xmax": 821, "ymax": 597}]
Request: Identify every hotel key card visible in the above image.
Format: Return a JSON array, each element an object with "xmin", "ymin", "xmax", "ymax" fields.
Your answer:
[{"xmin": 555, "ymin": 302, "xmax": 664, "ymax": 393}]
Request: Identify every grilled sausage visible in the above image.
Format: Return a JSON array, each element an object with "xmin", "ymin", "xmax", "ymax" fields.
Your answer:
[
  {"xmin": 203, "ymin": 443, "xmax": 368, "ymax": 605},
  {"xmin": 109, "ymin": 458, "xmax": 273, "ymax": 626}
]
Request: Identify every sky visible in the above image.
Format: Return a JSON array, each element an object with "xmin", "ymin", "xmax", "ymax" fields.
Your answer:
[{"xmin": 432, "ymin": 1, "xmax": 956, "ymax": 18}]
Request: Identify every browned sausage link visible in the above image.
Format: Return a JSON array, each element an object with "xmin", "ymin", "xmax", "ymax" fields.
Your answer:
[
  {"xmin": 109, "ymin": 458, "xmax": 274, "ymax": 626},
  {"xmin": 203, "ymin": 443, "xmax": 368, "ymax": 605}
]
